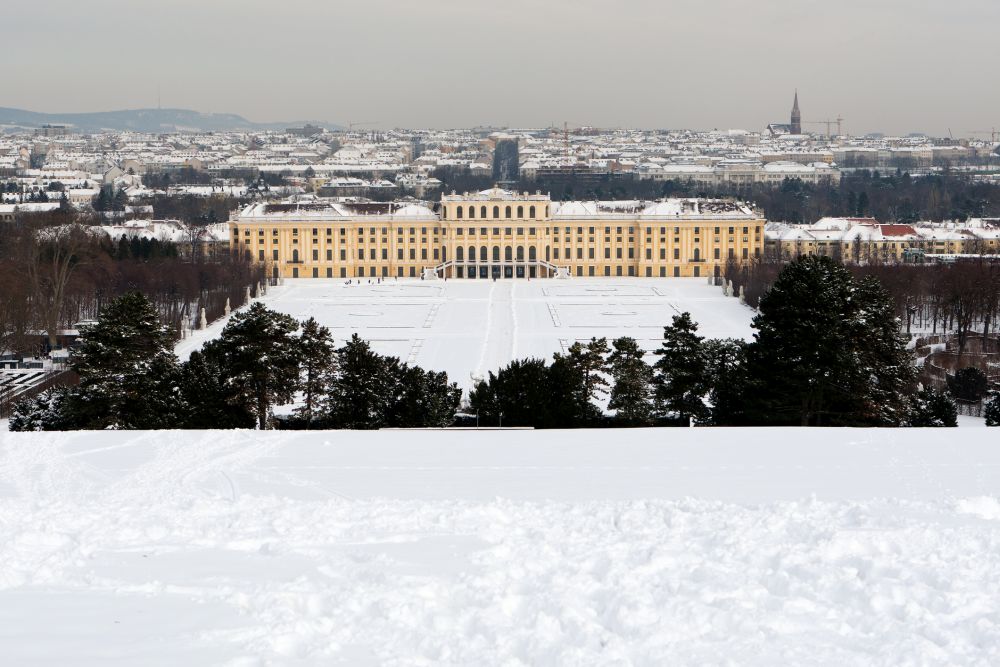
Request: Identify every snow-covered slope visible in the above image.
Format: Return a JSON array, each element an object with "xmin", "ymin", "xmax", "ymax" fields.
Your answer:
[{"xmin": 2, "ymin": 428, "xmax": 999, "ymax": 665}]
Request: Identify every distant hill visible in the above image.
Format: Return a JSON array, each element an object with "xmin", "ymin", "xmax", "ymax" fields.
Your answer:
[{"xmin": 0, "ymin": 107, "xmax": 341, "ymax": 133}]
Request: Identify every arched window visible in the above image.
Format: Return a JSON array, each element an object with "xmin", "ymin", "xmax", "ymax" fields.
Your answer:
[
  {"xmin": 492, "ymin": 246, "xmax": 500, "ymax": 262},
  {"xmin": 469, "ymin": 245, "xmax": 476, "ymax": 262},
  {"xmin": 469, "ymin": 205, "xmax": 476, "ymax": 219},
  {"xmin": 480, "ymin": 246, "xmax": 488, "ymax": 262},
  {"xmin": 493, "ymin": 206, "xmax": 500, "ymax": 218},
  {"xmin": 505, "ymin": 206, "xmax": 512, "ymax": 219},
  {"xmin": 694, "ymin": 248, "xmax": 701, "ymax": 261},
  {"xmin": 517, "ymin": 205, "xmax": 524, "ymax": 218},
  {"xmin": 529, "ymin": 246, "xmax": 536, "ymax": 261},
  {"xmin": 481, "ymin": 206, "xmax": 487, "ymax": 219},
  {"xmin": 456, "ymin": 246, "xmax": 464, "ymax": 261},
  {"xmin": 456, "ymin": 206, "xmax": 463, "ymax": 219},
  {"xmin": 545, "ymin": 245, "xmax": 550, "ymax": 261},
  {"xmin": 292, "ymin": 249, "xmax": 299, "ymax": 262},
  {"xmin": 442, "ymin": 247, "xmax": 447, "ymax": 262},
  {"xmin": 529, "ymin": 206, "xmax": 536, "ymax": 218},
  {"xmin": 516, "ymin": 246, "xmax": 524, "ymax": 261},
  {"xmin": 544, "ymin": 205, "xmax": 549, "ymax": 217},
  {"xmin": 505, "ymin": 246, "xmax": 513, "ymax": 261}
]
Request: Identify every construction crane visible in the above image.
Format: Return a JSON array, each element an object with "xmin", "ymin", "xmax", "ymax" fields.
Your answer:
[
  {"xmin": 967, "ymin": 129, "xmax": 999, "ymax": 143},
  {"xmin": 346, "ymin": 121, "xmax": 377, "ymax": 130},
  {"xmin": 803, "ymin": 115, "xmax": 845, "ymax": 139},
  {"xmin": 557, "ymin": 121, "xmax": 586, "ymax": 160}
]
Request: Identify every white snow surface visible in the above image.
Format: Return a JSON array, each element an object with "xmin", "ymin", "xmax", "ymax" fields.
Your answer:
[
  {"xmin": 177, "ymin": 278, "xmax": 755, "ymax": 391},
  {"xmin": 2, "ymin": 427, "xmax": 1000, "ymax": 665}
]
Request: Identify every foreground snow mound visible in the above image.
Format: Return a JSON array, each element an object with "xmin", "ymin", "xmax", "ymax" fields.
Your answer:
[{"xmin": 1, "ymin": 429, "xmax": 999, "ymax": 665}]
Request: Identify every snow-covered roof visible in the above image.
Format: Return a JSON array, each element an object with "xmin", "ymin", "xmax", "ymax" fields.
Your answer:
[
  {"xmin": 552, "ymin": 198, "xmax": 756, "ymax": 220},
  {"xmin": 239, "ymin": 200, "xmax": 437, "ymax": 221}
]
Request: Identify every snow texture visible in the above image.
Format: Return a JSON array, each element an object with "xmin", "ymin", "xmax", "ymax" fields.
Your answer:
[
  {"xmin": 176, "ymin": 278, "xmax": 755, "ymax": 392},
  {"xmin": 2, "ymin": 427, "xmax": 1000, "ymax": 665}
]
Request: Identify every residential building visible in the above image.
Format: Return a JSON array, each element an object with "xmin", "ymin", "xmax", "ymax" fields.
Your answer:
[{"xmin": 765, "ymin": 217, "xmax": 1000, "ymax": 262}]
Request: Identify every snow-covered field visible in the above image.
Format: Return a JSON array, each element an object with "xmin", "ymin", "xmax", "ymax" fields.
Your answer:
[
  {"xmin": 2, "ymin": 428, "xmax": 1000, "ymax": 665},
  {"xmin": 177, "ymin": 278, "xmax": 754, "ymax": 391}
]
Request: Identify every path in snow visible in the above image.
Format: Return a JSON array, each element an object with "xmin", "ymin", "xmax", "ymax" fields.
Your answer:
[{"xmin": 2, "ymin": 429, "xmax": 1000, "ymax": 665}]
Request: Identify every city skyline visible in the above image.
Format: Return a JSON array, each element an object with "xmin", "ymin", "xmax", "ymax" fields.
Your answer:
[{"xmin": 5, "ymin": 0, "xmax": 999, "ymax": 136}]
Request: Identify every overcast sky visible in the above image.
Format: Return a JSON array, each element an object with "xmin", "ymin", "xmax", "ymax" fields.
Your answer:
[{"xmin": 6, "ymin": 0, "xmax": 999, "ymax": 135}]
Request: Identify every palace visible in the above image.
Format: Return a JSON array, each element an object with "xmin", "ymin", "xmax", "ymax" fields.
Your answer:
[{"xmin": 230, "ymin": 188, "xmax": 766, "ymax": 280}]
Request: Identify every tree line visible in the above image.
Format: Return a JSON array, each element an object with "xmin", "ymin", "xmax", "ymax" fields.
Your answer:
[
  {"xmin": 472, "ymin": 256, "xmax": 985, "ymax": 428},
  {"xmin": 13, "ymin": 257, "xmax": 998, "ymax": 431},
  {"xmin": 0, "ymin": 210, "xmax": 265, "ymax": 356},
  {"xmin": 727, "ymin": 256, "xmax": 1000, "ymax": 355},
  {"xmin": 10, "ymin": 295, "xmax": 461, "ymax": 431}
]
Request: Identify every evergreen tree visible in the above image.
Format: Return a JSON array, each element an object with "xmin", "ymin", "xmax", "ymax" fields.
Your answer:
[
  {"xmin": 702, "ymin": 338, "xmax": 748, "ymax": 425},
  {"xmin": 69, "ymin": 291, "xmax": 181, "ymax": 429},
  {"xmin": 325, "ymin": 334, "xmax": 393, "ymax": 429},
  {"xmin": 856, "ymin": 191, "xmax": 869, "ymax": 216},
  {"xmin": 653, "ymin": 312, "xmax": 710, "ymax": 423},
  {"xmin": 557, "ymin": 337, "xmax": 609, "ymax": 424},
  {"xmin": 93, "ymin": 187, "xmax": 110, "ymax": 212},
  {"xmin": 607, "ymin": 336, "xmax": 654, "ymax": 425},
  {"xmin": 848, "ymin": 275, "xmax": 917, "ymax": 425},
  {"xmin": 948, "ymin": 367, "xmax": 989, "ymax": 403},
  {"xmin": 388, "ymin": 365, "xmax": 461, "ymax": 428},
  {"xmin": 741, "ymin": 256, "xmax": 914, "ymax": 426},
  {"xmin": 112, "ymin": 186, "xmax": 127, "ymax": 211},
  {"xmin": 546, "ymin": 354, "xmax": 595, "ymax": 426},
  {"xmin": 296, "ymin": 317, "xmax": 336, "ymax": 427},
  {"xmin": 984, "ymin": 392, "xmax": 1000, "ymax": 427},
  {"xmin": 177, "ymin": 350, "xmax": 255, "ymax": 429},
  {"xmin": 468, "ymin": 358, "xmax": 556, "ymax": 427},
  {"xmin": 906, "ymin": 388, "xmax": 958, "ymax": 427},
  {"xmin": 9, "ymin": 387, "xmax": 75, "ymax": 431},
  {"xmin": 203, "ymin": 302, "xmax": 301, "ymax": 430}
]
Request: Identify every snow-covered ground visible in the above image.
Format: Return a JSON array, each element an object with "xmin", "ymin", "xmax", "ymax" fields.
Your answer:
[
  {"xmin": 2, "ymin": 428, "xmax": 1000, "ymax": 665},
  {"xmin": 177, "ymin": 278, "xmax": 754, "ymax": 391}
]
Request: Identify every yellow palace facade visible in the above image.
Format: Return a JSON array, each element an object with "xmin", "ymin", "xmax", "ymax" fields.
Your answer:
[{"xmin": 230, "ymin": 188, "xmax": 765, "ymax": 280}]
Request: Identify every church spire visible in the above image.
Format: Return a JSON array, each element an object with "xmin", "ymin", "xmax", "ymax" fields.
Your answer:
[{"xmin": 790, "ymin": 89, "xmax": 802, "ymax": 135}]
